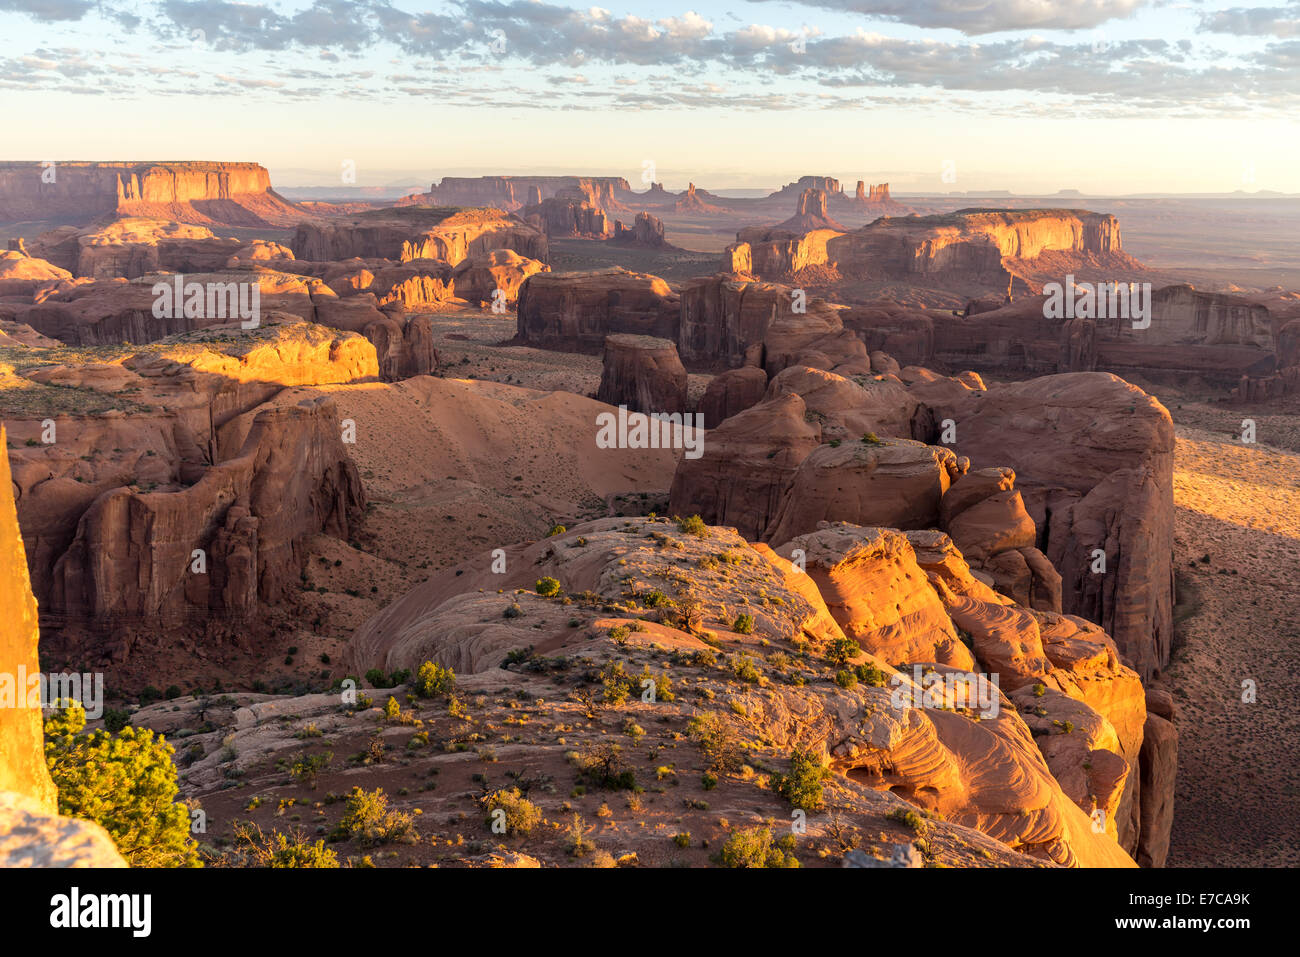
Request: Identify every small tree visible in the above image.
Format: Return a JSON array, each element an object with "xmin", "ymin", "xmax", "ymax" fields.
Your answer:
[
  {"xmin": 414, "ymin": 661, "xmax": 456, "ymax": 698},
  {"xmin": 44, "ymin": 701, "xmax": 200, "ymax": 867}
]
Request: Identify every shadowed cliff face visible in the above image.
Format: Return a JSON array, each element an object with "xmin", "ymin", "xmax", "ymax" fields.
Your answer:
[{"xmin": 2, "ymin": 322, "xmax": 371, "ymax": 677}]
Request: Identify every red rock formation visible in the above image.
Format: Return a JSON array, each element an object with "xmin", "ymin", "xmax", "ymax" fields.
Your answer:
[
  {"xmin": 669, "ymin": 392, "xmax": 821, "ymax": 541},
  {"xmin": 611, "ymin": 212, "xmax": 668, "ymax": 247},
  {"xmin": 728, "ymin": 189, "xmax": 847, "ymax": 279},
  {"xmin": 695, "ymin": 366, "xmax": 767, "ymax": 425},
  {"xmin": 28, "ymin": 219, "xmax": 244, "ymax": 280},
  {"xmin": 4, "ymin": 323, "xmax": 371, "ymax": 670},
  {"xmin": 408, "ymin": 175, "xmax": 629, "ymax": 211},
  {"xmin": 514, "ymin": 268, "xmax": 679, "ymax": 352},
  {"xmin": 674, "ymin": 182, "xmax": 725, "ymax": 213},
  {"xmin": 0, "ymin": 161, "xmax": 303, "ymax": 226},
  {"xmin": 0, "ymin": 426, "xmax": 57, "ymax": 813},
  {"xmin": 780, "ymin": 523, "xmax": 975, "ymax": 668},
  {"xmin": 931, "ymin": 373, "xmax": 1175, "ymax": 681},
  {"xmin": 828, "ymin": 209, "xmax": 1129, "ymax": 288},
  {"xmin": 522, "ymin": 186, "xmax": 611, "ymax": 239},
  {"xmin": 595, "ymin": 334, "xmax": 688, "ymax": 413},
  {"xmin": 451, "ymin": 249, "xmax": 548, "ymax": 304},
  {"xmin": 765, "ymin": 438, "xmax": 962, "ymax": 546},
  {"xmin": 290, "ymin": 208, "xmax": 547, "ymax": 266}
]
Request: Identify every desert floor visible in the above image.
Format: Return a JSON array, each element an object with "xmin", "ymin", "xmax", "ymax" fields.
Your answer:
[{"xmin": 1164, "ymin": 405, "xmax": 1300, "ymax": 866}]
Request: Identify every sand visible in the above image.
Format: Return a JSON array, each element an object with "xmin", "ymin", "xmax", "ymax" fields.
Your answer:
[{"xmin": 1164, "ymin": 419, "xmax": 1300, "ymax": 866}]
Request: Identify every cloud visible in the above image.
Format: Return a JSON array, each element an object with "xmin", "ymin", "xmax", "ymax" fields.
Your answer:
[
  {"xmin": 741, "ymin": 0, "xmax": 1150, "ymax": 36},
  {"xmin": 0, "ymin": 0, "xmax": 94, "ymax": 21},
  {"xmin": 1199, "ymin": 6, "xmax": 1300, "ymax": 38}
]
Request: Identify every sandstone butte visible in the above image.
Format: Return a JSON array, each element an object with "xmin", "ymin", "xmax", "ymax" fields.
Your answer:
[
  {"xmin": 0, "ymin": 161, "xmax": 305, "ymax": 227},
  {"xmin": 2, "ymin": 321, "xmax": 372, "ymax": 670}
]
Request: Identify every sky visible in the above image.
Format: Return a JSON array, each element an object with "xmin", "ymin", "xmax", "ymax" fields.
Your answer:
[{"xmin": 2, "ymin": 0, "xmax": 1299, "ymax": 192}]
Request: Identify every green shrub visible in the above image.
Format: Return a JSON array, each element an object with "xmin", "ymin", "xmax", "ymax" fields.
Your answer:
[
  {"xmin": 834, "ymin": 670, "xmax": 858, "ymax": 689},
  {"xmin": 672, "ymin": 832, "xmax": 691, "ymax": 848},
  {"xmin": 288, "ymin": 751, "xmax": 332, "ymax": 787},
  {"xmin": 715, "ymin": 827, "xmax": 800, "ymax": 868},
  {"xmin": 101, "ymin": 709, "xmax": 130, "ymax": 733},
  {"xmin": 414, "ymin": 661, "xmax": 456, "ymax": 698},
  {"xmin": 729, "ymin": 655, "xmax": 761, "ymax": 683},
  {"xmin": 887, "ymin": 806, "xmax": 928, "ymax": 835},
  {"xmin": 827, "ymin": 635, "xmax": 861, "ymax": 666},
  {"xmin": 686, "ymin": 712, "xmax": 743, "ymax": 773},
  {"xmin": 364, "ymin": 668, "xmax": 386, "ymax": 687},
  {"xmin": 772, "ymin": 749, "xmax": 828, "ymax": 812},
  {"xmin": 536, "ymin": 577, "xmax": 561, "ymax": 597},
  {"xmin": 675, "ymin": 514, "xmax": 709, "ymax": 537},
  {"xmin": 732, "ymin": 614, "xmax": 755, "ymax": 635},
  {"xmin": 233, "ymin": 822, "xmax": 340, "ymax": 868},
  {"xmin": 854, "ymin": 662, "xmax": 889, "ymax": 687},
  {"xmin": 482, "ymin": 788, "xmax": 543, "ymax": 836},
  {"xmin": 44, "ymin": 701, "xmax": 200, "ymax": 867},
  {"xmin": 574, "ymin": 743, "xmax": 637, "ymax": 790},
  {"xmin": 601, "ymin": 661, "xmax": 635, "ymax": 705},
  {"xmin": 332, "ymin": 787, "xmax": 416, "ymax": 845}
]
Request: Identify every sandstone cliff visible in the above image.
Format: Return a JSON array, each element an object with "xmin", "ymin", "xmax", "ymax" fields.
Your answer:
[{"xmin": 0, "ymin": 161, "xmax": 303, "ymax": 227}]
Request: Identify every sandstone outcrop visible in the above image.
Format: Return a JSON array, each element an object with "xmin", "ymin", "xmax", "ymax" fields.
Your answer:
[
  {"xmin": 451, "ymin": 249, "xmax": 548, "ymax": 304},
  {"xmin": 765, "ymin": 438, "xmax": 962, "ymax": 546},
  {"xmin": 828, "ymin": 209, "xmax": 1131, "ymax": 291},
  {"xmin": 290, "ymin": 207, "xmax": 547, "ymax": 266},
  {"xmin": 778, "ymin": 523, "xmax": 975, "ymax": 669},
  {"xmin": 27, "ymin": 219, "xmax": 243, "ymax": 280},
  {"xmin": 695, "ymin": 365, "xmax": 767, "ymax": 425},
  {"xmin": 669, "ymin": 392, "xmax": 821, "ymax": 541},
  {"xmin": 0, "ymin": 430, "xmax": 128, "ymax": 866},
  {"xmin": 3, "ymin": 322, "xmax": 371, "ymax": 669},
  {"xmin": 514, "ymin": 268, "xmax": 679, "ymax": 351},
  {"xmin": 0, "ymin": 426, "xmax": 57, "ymax": 813},
  {"xmin": 595, "ymin": 334, "xmax": 688, "ymax": 413},
  {"xmin": 345, "ymin": 514, "xmax": 1135, "ymax": 868},
  {"xmin": 930, "ymin": 373, "xmax": 1175, "ymax": 680},
  {"xmin": 410, "ymin": 175, "xmax": 629, "ymax": 211},
  {"xmin": 726, "ymin": 189, "xmax": 846, "ymax": 279},
  {"xmin": 612, "ymin": 211, "xmax": 668, "ymax": 247},
  {"xmin": 0, "ymin": 248, "xmax": 72, "ymax": 299},
  {"xmin": 522, "ymin": 185, "xmax": 611, "ymax": 239}
]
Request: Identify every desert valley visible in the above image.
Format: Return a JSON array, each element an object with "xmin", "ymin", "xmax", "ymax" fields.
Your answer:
[
  {"xmin": 0, "ymin": 159, "xmax": 1295, "ymax": 880},
  {"xmin": 0, "ymin": 4, "xmax": 1296, "ymax": 916}
]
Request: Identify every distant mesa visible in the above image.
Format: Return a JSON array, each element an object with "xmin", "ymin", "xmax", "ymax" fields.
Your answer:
[
  {"xmin": 0, "ymin": 161, "xmax": 305, "ymax": 228},
  {"xmin": 403, "ymin": 175, "xmax": 630, "ymax": 212},
  {"xmin": 674, "ymin": 182, "xmax": 726, "ymax": 213},
  {"xmin": 727, "ymin": 188, "xmax": 847, "ymax": 279}
]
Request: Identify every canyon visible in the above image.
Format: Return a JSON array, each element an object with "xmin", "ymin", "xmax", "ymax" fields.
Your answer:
[{"xmin": 0, "ymin": 160, "xmax": 1292, "ymax": 873}]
